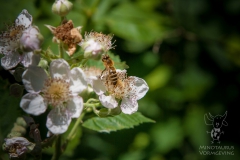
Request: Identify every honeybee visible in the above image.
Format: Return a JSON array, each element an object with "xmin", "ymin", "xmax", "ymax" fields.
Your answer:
[{"xmin": 101, "ymin": 54, "xmax": 121, "ymax": 86}]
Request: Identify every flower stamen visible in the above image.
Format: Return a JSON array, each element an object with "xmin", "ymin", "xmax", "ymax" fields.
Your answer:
[{"xmin": 42, "ymin": 78, "xmax": 72, "ymax": 107}]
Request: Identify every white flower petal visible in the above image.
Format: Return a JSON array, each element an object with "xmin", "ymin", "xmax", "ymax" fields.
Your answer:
[
  {"xmin": 1, "ymin": 52, "xmax": 21, "ymax": 70},
  {"xmin": 99, "ymin": 94, "xmax": 118, "ymax": 109},
  {"xmin": 50, "ymin": 59, "xmax": 70, "ymax": 81},
  {"xmin": 15, "ymin": 9, "xmax": 32, "ymax": 28},
  {"xmin": 66, "ymin": 96, "xmax": 83, "ymax": 118},
  {"xmin": 46, "ymin": 107, "xmax": 71, "ymax": 134},
  {"xmin": 120, "ymin": 97, "xmax": 138, "ymax": 114},
  {"xmin": 116, "ymin": 69, "xmax": 127, "ymax": 73},
  {"xmin": 69, "ymin": 68, "xmax": 87, "ymax": 94},
  {"xmin": 20, "ymin": 93, "xmax": 47, "ymax": 116},
  {"xmin": 21, "ymin": 52, "xmax": 40, "ymax": 67},
  {"xmin": 84, "ymin": 39, "xmax": 102, "ymax": 54},
  {"xmin": 132, "ymin": 76, "xmax": 149, "ymax": 100},
  {"xmin": 92, "ymin": 78, "xmax": 106, "ymax": 95},
  {"xmin": 22, "ymin": 66, "xmax": 48, "ymax": 93}
]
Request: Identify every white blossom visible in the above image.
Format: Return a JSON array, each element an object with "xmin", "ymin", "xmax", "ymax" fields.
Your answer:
[
  {"xmin": 20, "ymin": 59, "xmax": 88, "ymax": 134},
  {"xmin": 90, "ymin": 69, "xmax": 149, "ymax": 114}
]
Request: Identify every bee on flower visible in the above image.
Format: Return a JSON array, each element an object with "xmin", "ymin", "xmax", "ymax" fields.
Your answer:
[{"xmin": 85, "ymin": 55, "xmax": 149, "ymax": 115}]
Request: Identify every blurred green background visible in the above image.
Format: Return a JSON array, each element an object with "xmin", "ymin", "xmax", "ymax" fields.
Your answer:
[{"xmin": 1, "ymin": 0, "xmax": 240, "ymax": 159}]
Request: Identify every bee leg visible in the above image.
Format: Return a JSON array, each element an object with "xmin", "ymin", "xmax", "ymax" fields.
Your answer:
[{"xmin": 101, "ymin": 68, "xmax": 106, "ymax": 77}]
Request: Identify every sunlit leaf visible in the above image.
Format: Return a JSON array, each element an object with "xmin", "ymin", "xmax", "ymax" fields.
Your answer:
[
  {"xmin": 105, "ymin": 2, "xmax": 166, "ymax": 44},
  {"xmin": 82, "ymin": 112, "xmax": 155, "ymax": 133}
]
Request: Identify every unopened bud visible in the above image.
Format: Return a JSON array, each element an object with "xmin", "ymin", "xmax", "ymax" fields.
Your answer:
[
  {"xmin": 20, "ymin": 26, "xmax": 43, "ymax": 52},
  {"xmin": 110, "ymin": 106, "xmax": 122, "ymax": 116},
  {"xmin": 16, "ymin": 117, "xmax": 28, "ymax": 128},
  {"xmin": 11, "ymin": 123, "xmax": 26, "ymax": 135},
  {"xmin": 38, "ymin": 59, "xmax": 48, "ymax": 69},
  {"xmin": 99, "ymin": 108, "xmax": 110, "ymax": 117},
  {"xmin": 52, "ymin": 0, "xmax": 73, "ymax": 17}
]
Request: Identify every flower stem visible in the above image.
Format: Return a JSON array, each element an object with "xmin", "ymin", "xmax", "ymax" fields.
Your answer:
[
  {"xmin": 59, "ymin": 43, "xmax": 64, "ymax": 58},
  {"xmin": 83, "ymin": 100, "xmax": 101, "ymax": 115},
  {"xmin": 61, "ymin": 111, "xmax": 86, "ymax": 152},
  {"xmin": 86, "ymin": 98, "xmax": 100, "ymax": 104},
  {"xmin": 67, "ymin": 112, "xmax": 85, "ymax": 141},
  {"xmin": 51, "ymin": 135, "xmax": 62, "ymax": 160}
]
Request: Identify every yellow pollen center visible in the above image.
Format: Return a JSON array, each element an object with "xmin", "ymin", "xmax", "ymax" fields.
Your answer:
[{"xmin": 42, "ymin": 78, "xmax": 72, "ymax": 107}]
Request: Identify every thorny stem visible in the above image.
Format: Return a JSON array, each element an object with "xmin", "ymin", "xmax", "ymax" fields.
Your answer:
[{"xmin": 51, "ymin": 135, "xmax": 62, "ymax": 160}]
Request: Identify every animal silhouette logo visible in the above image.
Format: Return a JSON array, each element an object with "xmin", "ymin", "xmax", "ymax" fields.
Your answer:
[{"xmin": 204, "ymin": 111, "xmax": 228, "ymax": 144}]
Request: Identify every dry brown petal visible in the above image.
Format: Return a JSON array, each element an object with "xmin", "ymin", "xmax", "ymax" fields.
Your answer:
[{"xmin": 52, "ymin": 20, "xmax": 82, "ymax": 56}]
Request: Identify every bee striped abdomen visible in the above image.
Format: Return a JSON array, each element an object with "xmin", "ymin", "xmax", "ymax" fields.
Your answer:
[
  {"xmin": 109, "ymin": 67, "xmax": 118, "ymax": 85},
  {"xmin": 102, "ymin": 54, "xmax": 122, "ymax": 86}
]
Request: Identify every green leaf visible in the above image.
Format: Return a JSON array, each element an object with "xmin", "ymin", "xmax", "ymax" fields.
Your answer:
[
  {"xmin": 105, "ymin": 2, "xmax": 166, "ymax": 43},
  {"xmin": 82, "ymin": 112, "xmax": 155, "ymax": 133}
]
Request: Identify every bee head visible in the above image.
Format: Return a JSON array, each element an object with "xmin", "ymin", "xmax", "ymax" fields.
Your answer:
[{"xmin": 102, "ymin": 54, "xmax": 109, "ymax": 62}]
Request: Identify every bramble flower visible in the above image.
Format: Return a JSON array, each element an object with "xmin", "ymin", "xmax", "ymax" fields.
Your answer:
[
  {"xmin": 3, "ymin": 137, "xmax": 35, "ymax": 159},
  {"xmin": 0, "ymin": 9, "xmax": 41, "ymax": 70},
  {"xmin": 20, "ymin": 59, "xmax": 88, "ymax": 134},
  {"xmin": 79, "ymin": 32, "xmax": 114, "ymax": 60},
  {"xmin": 45, "ymin": 20, "xmax": 82, "ymax": 56},
  {"xmin": 91, "ymin": 69, "xmax": 149, "ymax": 114}
]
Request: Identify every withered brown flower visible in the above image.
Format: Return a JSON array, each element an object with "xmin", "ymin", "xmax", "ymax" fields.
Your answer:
[{"xmin": 45, "ymin": 20, "xmax": 82, "ymax": 56}]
